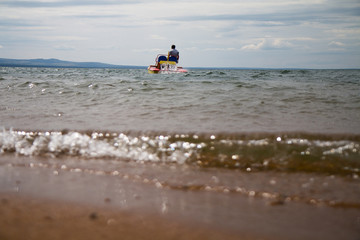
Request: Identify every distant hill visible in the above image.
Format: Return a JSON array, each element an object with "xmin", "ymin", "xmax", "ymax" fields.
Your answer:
[{"xmin": 0, "ymin": 58, "xmax": 145, "ymax": 69}]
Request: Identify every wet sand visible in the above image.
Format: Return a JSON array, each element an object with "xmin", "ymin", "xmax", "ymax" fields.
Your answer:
[
  {"xmin": 0, "ymin": 193, "xmax": 244, "ymax": 240},
  {"xmin": 0, "ymin": 155, "xmax": 359, "ymax": 240}
]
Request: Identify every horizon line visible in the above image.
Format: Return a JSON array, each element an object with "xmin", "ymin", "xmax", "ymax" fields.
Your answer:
[{"xmin": 0, "ymin": 57, "xmax": 359, "ymax": 70}]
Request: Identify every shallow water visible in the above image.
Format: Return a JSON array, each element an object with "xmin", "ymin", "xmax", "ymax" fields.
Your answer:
[{"xmin": 1, "ymin": 130, "xmax": 359, "ymax": 176}]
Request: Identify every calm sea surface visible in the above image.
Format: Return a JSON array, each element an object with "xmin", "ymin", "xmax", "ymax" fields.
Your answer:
[{"xmin": 1, "ymin": 67, "xmax": 359, "ymax": 133}]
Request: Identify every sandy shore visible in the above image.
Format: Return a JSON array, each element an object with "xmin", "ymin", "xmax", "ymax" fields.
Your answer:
[
  {"xmin": 1, "ymin": 155, "xmax": 360, "ymax": 240},
  {"xmin": 0, "ymin": 193, "xmax": 245, "ymax": 240}
]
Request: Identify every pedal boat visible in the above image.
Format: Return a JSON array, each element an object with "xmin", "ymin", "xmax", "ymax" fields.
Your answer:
[{"xmin": 148, "ymin": 54, "xmax": 187, "ymax": 74}]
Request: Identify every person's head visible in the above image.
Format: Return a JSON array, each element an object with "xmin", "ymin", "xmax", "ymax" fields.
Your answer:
[{"xmin": 171, "ymin": 45, "xmax": 176, "ymax": 49}]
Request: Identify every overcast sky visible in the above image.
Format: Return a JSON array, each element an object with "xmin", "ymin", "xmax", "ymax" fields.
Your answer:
[{"xmin": 0, "ymin": 0, "xmax": 359, "ymax": 68}]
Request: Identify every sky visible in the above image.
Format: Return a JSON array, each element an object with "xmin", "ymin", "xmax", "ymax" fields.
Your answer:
[{"xmin": 0, "ymin": 0, "xmax": 359, "ymax": 68}]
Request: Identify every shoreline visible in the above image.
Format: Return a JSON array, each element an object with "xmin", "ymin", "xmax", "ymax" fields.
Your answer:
[{"xmin": 1, "ymin": 155, "xmax": 360, "ymax": 240}]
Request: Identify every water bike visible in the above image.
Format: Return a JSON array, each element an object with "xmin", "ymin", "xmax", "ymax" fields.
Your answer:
[{"xmin": 148, "ymin": 54, "xmax": 187, "ymax": 74}]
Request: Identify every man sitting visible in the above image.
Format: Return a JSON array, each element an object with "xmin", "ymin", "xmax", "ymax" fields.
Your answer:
[{"xmin": 168, "ymin": 45, "xmax": 179, "ymax": 63}]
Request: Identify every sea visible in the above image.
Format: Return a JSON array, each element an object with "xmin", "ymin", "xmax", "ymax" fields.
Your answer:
[{"xmin": 0, "ymin": 67, "xmax": 360, "ymax": 238}]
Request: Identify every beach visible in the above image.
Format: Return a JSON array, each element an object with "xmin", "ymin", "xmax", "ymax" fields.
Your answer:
[
  {"xmin": 1, "ymin": 67, "xmax": 360, "ymax": 239},
  {"xmin": 0, "ymin": 193, "xmax": 243, "ymax": 240},
  {"xmin": 1, "ymin": 154, "xmax": 359, "ymax": 240}
]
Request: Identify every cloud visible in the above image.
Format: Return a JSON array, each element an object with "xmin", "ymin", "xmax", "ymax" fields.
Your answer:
[
  {"xmin": 0, "ymin": 0, "xmax": 140, "ymax": 8},
  {"xmin": 327, "ymin": 41, "xmax": 346, "ymax": 51},
  {"xmin": 166, "ymin": 6, "xmax": 359, "ymax": 25},
  {"xmin": 69, "ymin": 14, "xmax": 126, "ymax": 19},
  {"xmin": 0, "ymin": 0, "xmax": 359, "ymax": 68},
  {"xmin": 150, "ymin": 35, "xmax": 167, "ymax": 40},
  {"xmin": 241, "ymin": 38, "xmax": 294, "ymax": 51},
  {"xmin": 0, "ymin": 18, "xmax": 39, "ymax": 28},
  {"xmin": 241, "ymin": 41, "xmax": 264, "ymax": 51},
  {"xmin": 184, "ymin": 47, "xmax": 199, "ymax": 51},
  {"xmin": 0, "ymin": 45, "xmax": 3, "ymax": 48},
  {"xmin": 326, "ymin": 28, "xmax": 360, "ymax": 39},
  {"xmin": 53, "ymin": 45, "xmax": 76, "ymax": 51},
  {"xmin": 133, "ymin": 48, "xmax": 163, "ymax": 53},
  {"xmin": 328, "ymin": 41, "xmax": 345, "ymax": 47},
  {"xmin": 204, "ymin": 48, "xmax": 236, "ymax": 51},
  {"xmin": 38, "ymin": 36, "xmax": 88, "ymax": 42}
]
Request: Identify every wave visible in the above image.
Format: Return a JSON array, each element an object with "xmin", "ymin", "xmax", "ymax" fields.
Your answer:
[{"xmin": 1, "ymin": 128, "xmax": 359, "ymax": 176}]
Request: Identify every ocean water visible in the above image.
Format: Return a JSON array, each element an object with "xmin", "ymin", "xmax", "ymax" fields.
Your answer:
[
  {"xmin": 1, "ymin": 67, "xmax": 360, "ymax": 212},
  {"xmin": 1, "ymin": 67, "xmax": 359, "ymax": 133},
  {"xmin": 1, "ymin": 67, "xmax": 359, "ymax": 173}
]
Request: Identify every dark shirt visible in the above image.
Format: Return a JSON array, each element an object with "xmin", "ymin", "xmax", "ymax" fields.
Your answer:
[{"xmin": 169, "ymin": 49, "xmax": 179, "ymax": 58}]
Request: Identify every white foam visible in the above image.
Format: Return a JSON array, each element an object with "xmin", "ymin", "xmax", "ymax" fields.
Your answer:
[{"xmin": 0, "ymin": 129, "xmax": 200, "ymax": 164}]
